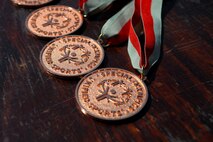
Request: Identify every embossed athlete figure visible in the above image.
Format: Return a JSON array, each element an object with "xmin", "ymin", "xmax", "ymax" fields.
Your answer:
[
  {"xmin": 26, "ymin": 6, "xmax": 83, "ymax": 38},
  {"xmin": 96, "ymin": 80, "xmax": 132, "ymax": 105},
  {"xmin": 58, "ymin": 45, "xmax": 78, "ymax": 63},
  {"xmin": 42, "ymin": 13, "xmax": 71, "ymax": 29},
  {"xmin": 58, "ymin": 44, "xmax": 91, "ymax": 65}
]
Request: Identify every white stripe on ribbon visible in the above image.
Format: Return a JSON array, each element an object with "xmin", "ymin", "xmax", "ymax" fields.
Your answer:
[
  {"xmin": 128, "ymin": 38, "xmax": 142, "ymax": 71},
  {"xmin": 127, "ymin": 0, "xmax": 163, "ymax": 75},
  {"xmin": 147, "ymin": 0, "xmax": 163, "ymax": 72},
  {"xmin": 84, "ymin": 0, "xmax": 116, "ymax": 16},
  {"xmin": 101, "ymin": 1, "xmax": 134, "ymax": 40}
]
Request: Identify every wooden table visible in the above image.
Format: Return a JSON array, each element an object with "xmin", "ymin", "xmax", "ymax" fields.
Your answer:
[{"xmin": 0, "ymin": 0, "xmax": 212, "ymax": 141}]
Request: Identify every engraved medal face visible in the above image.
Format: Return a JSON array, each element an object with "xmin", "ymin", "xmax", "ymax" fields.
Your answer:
[
  {"xmin": 12, "ymin": 0, "xmax": 53, "ymax": 6},
  {"xmin": 76, "ymin": 68, "xmax": 148, "ymax": 120},
  {"xmin": 26, "ymin": 5, "xmax": 83, "ymax": 38},
  {"xmin": 40, "ymin": 35, "xmax": 104, "ymax": 77}
]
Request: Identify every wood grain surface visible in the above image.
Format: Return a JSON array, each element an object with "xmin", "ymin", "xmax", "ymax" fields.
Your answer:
[{"xmin": 0, "ymin": 0, "xmax": 213, "ymax": 142}]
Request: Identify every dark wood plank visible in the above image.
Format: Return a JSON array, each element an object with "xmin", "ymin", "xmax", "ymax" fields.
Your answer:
[{"xmin": 0, "ymin": 0, "xmax": 212, "ymax": 142}]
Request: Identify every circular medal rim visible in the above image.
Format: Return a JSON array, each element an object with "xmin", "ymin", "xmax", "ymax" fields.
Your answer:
[
  {"xmin": 25, "ymin": 5, "xmax": 83, "ymax": 38},
  {"xmin": 11, "ymin": 0, "xmax": 54, "ymax": 6},
  {"xmin": 40, "ymin": 35, "xmax": 105, "ymax": 77},
  {"xmin": 75, "ymin": 67, "xmax": 149, "ymax": 121}
]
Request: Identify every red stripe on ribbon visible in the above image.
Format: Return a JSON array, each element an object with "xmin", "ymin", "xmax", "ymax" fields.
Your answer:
[
  {"xmin": 127, "ymin": 0, "xmax": 157, "ymax": 71},
  {"xmin": 128, "ymin": 0, "xmax": 144, "ymax": 67},
  {"xmin": 141, "ymin": 0, "xmax": 155, "ymax": 68},
  {"xmin": 107, "ymin": 0, "xmax": 142, "ymax": 45},
  {"xmin": 129, "ymin": 22, "xmax": 143, "ymax": 67},
  {"xmin": 79, "ymin": 0, "xmax": 87, "ymax": 9},
  {"xmin": 108, "ymin": 21, "xmax": 131, "ymax": 45}
]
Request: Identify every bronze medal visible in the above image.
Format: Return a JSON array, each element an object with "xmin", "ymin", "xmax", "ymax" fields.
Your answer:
[
  {"xmin": 26, "ymin": 5, "xmax": 83, "ymax": 38},
  {"xmin": 75, "ymin": 68, "xmax": 148, "ymax": 120},
  {"xmin": 12, "ymin": 0, "xmax": 53, "ymax": 6},
  {"xmin": 40, "ymin": 35, "xmax": 104, "ymax": 77}
]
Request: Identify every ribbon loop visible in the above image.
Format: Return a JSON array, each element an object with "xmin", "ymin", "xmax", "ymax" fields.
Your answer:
[{"xmin": 97, "ymin": 34, "xmax": 110, "ymax": 47}]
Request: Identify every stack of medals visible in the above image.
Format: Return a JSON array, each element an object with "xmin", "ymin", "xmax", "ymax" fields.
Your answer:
[{"xmin": 11, "ymin": 0, "xmax": 163, "ymax": 120}]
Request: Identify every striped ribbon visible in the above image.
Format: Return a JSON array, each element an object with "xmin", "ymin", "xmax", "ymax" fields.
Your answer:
[
  {"xmin": 79, "ymin": 0, "xmax": 87, "ymax": 9},
  {"xmin": 79, "ymin": 0, "xmax": 117, "ymax": 16},
  {"xmin": 80, "ymin": 0, "xmax": 135, "ymax": 46},
  {"xmin": 79, "ymin": 0, "xmax": 163, "ymax": 76},
  {"xmin": 99, "ymin": 1, "xmax": 134, "ymax": 46},
  {"xmin": 128, "ymin": 0, "xmax": 163, "ymax": 76}
]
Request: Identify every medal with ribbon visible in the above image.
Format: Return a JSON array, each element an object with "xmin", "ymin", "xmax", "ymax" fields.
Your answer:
[
  {"xmin": 75, "ymin": 0, "xmax": 163, "ymax": 120},
  {"xmin": 21, "ymin": 0, "xmax": 163, "ymax": 120}
]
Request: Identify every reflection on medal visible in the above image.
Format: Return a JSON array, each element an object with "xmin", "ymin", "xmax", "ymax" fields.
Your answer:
[
  {"xmin": 75, "ymin": 68, "xmax": 148, "ymax": 120},
  {"xmin": 12, "ymin": 0, "xmax": 53, "ymax": 6},
  {"xmin": 26, "ymin": 5, "xmax": 83, "ymax": 38},
  {"xmin": 40, "ymin": 35, "xmax": 104, "ymax": 77}
]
